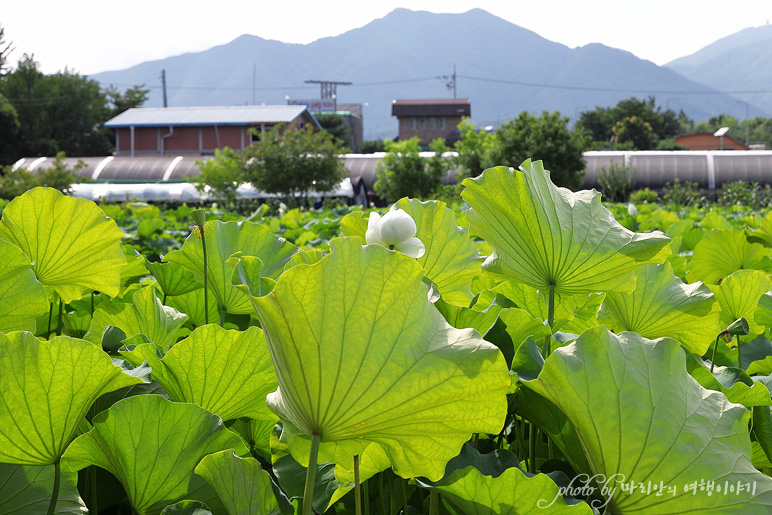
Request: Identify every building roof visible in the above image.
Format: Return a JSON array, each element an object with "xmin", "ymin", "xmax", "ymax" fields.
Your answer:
[
  {"xmin": 391, "ymin": 98, "xmax": 471, "ymax": 117},
  {"xmin": 674, "ymin": 132, "xmax": 749, "ymax": 151},
  {"xmin": 104, "ymin": 105, "xmax": 311, "ymax": 128}
]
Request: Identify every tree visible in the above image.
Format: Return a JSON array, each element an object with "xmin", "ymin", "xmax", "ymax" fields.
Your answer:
[
  {"xmin": 242, "ymin": 124, "xmax": 346, "ymax": 209},
  {"xmin": 315, "ymin": 113, "xmax": 351, "ymax": 149},
  {"xmin": 486, "ymin": 111, "xmax": 587, "ymax": 189},
  {"xmin": 374, "ymin": 137, "xmax": 452, "ymax": 202},
  {"xmin": 105, "ymin": 84, "xmax": 149, "ymax": 117},
  {"xmin": 191, "ymin": 147, "xmax": 245, "ymax": 208},
  {"xmin": 0, "ymin": 24, "xmax": 13, "ymax": 78},
  {"xmin": 360, "ymin": 140, "xmax": 386, "ymax": 153},
  {"xmin": 454, "ymin": 118, "xmax": 495, "ymax": 178},
  {"xmin": 577, "ymin": 96, "xmax": 686, "ymax": 150},
  {"xmin": 0, "ymin": 151, "xmax": 84, "ymax": 200},
  {"xmin": 612, "ymin": 116, "xmax": 656, "ymax": 150}
]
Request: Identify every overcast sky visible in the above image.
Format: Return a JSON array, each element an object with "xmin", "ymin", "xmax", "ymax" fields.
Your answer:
[{"xmin": 4, "ymin": 1, "xmax": 772, "ymax": 76}]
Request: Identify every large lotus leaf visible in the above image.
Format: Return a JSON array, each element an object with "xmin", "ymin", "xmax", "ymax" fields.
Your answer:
[
  {"xmin": 757, "ymin": 293, "xmax": 772, "ymax": 330},
  {"xmin": 63, "ymin": 395, "xmax": 246, "ymax": 515},
  {"xmin": 84, "ymin": 285, "xmax": 188, "ymax": 351},
  {"xmin": 519, "ymin": 326, "xmax": 772, "ymax": 513},
  {"xmin": 0, "ymin": 332, "xmax": 142, "ymax": 465},
  {"xmin": 687, "ymin": 229, "xmax": 772, "ymax": 284},
  {"xmin": 146, "ymin": 258, "xmax": 203, "ymax": 297},
  {"xmin": 247, "ymin": 237, "xmax": 510, "ymax": 480},
  {"xmin": 433, "ymin": 462, "xmax": 592, "ymax": 514},
  {"xmin": 121, "ymin": 325, "xmax": 277, "ymax": 421},
  {"xmin": 167, "ymin": 288, "xmax": 221, "ymax": 328},
  {"xmin": 0, "ymin": 187, "xmax": 126, "ymax": 302},
  {"xmin": 164, "ymin": 221, "xmax": 297, "ymax": 314},
  {"xmin": 747, "ymin": 210, "xmax": 772, "ymax": 247},
  {"xmin": 393, "ymin": 197, "xmax": 483, "ymax": 305},
  {"xmin": 461, "ymin": 162, "xmax": 671, "ymax": 295},
  {"xmin": 0, "ymin": 462, "xmax": 85, "ymax": 514},
  {"xmin": 228, "ymin": 417, "xmax": 278, "ymax": 462},
  {"xmin": 597, "ymin": 262, "xmax": 720, "ymax": 354},
  {"xmin": 195, "ymin": 450, "xmax": 280, "ymax": 515},
  {"xmin": 684, "ymin": 353, "xmax": 772, "ymax": 408},
  {"xmin": 339, "ymin": 210, "xmax": 369, "ymax": 239},
  {"xmin": 327, "ymin": 442, "xmax": 392, "ymax": 508},
  {"xmin": 708, "ymin": 269, "xmax": 772, "ymax": 336},
  {"xmin": 0, "ymin": 238, "xmax": 49, "ymax": 332}
]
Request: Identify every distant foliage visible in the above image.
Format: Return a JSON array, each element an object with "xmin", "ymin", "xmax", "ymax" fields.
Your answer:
[
  {"xmin": 0, "ymin": 151, "xmax": 84, "ymax": 200},
  {"xmin": 359, "ymin": 140, "xmax": 386, "ymax": 154},
  {"xmin": 374, "ymin": 137, "xmax": 452, "ymax": 202},
  {"xmin": 662, "ymin": 178, "xmax": 706, "ymax": 208},
  {"xmin": 597, "ymin": 162, "xmax": 636, "ymax": 202},
  {"xmin": 716, "ymin": 180, "xmax": 772, "ymax": 211},
  {"xmin": 629, "ymin": 187, "xmax": 658, "ymax": 204},
  {"xmin": 191, "ymin": 147, "xmax": 245, "ymax": 209}
]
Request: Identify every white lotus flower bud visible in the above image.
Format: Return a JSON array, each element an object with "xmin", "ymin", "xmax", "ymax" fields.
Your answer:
[
  {"xmin": 365, "ymin": 209, "xmax": 425, "ymax": 258},
  {"xmin": 627, "ymin": 203, "xmax": 638, "ymax": 217}
]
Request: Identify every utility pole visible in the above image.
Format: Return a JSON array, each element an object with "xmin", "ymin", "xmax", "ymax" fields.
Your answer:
[
  {"xmin": 304, "ymin": 80, "xmax": 352, "ymax": 111},
  {"xmin": 252, "ymin": 63, "xmax": 256, "ymax": 105},
  {"xmin": 438, "ymin": 65, "xmax": 457, "ymax": 98},
  {"xmin": 738, "ymin": 100, "xmax": 749, "ymax": 146},
  {"xmin": 161, "ymin": 69, "xmax": 168, "ymax": 108}
]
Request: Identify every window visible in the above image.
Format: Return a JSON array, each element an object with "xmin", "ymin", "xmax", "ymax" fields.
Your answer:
[
  {"xmin": 439, "ymin": 118, "xmax": 446, "ymax": 129},
  {"xmin": 429, "ymin": 118, "xmax": 435, "ymax": 129},
  {"xmin": 409, "ymin": 118, "xmax": 415, "ymax": 130},
  {"xmin": 419, "ymin": 118, "xmax": 426, "ymax": 130}
]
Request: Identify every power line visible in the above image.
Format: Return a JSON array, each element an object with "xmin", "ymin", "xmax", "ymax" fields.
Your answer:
[{"xmin": 457, "ymin": 74, "xmax": 772, "ymax": 95}]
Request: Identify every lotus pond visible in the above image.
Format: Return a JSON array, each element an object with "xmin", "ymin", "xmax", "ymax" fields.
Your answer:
[{"xmin": 3, "ymin": 160, "xmax": 772, "ymax": 514}]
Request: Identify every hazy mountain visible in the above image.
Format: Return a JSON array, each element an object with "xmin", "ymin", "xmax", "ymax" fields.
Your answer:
[
  {"xmin": 666, "ymin": 24, "xmax": 772, "ymax": 118},
  {"xmin": 90, "ymin": 8, "xmax": 766, "ymax": 139}
]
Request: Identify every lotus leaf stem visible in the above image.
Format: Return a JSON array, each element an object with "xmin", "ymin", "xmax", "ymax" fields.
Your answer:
[
  {"xmin": 354, "ymin": 454, "xmax": 362, "ymax": 515},
  {"xmin": 303, "ymin": 433, "xmax": 321, "ymax": 515},
  {"xmin": 46, "ymin": 460, "xmax": 61, "ymax": 515}
]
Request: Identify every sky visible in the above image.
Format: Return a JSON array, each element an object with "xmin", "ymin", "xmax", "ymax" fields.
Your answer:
[{"xmin": 3, "ymin": 1, "xmax": 772, "ymax": 76}]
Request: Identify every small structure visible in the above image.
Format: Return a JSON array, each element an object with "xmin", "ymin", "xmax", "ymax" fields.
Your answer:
[
  {"xmin": 104, "ymin": 105, "xmax": 321, "ymax": 157},
  {"xmin": 391, "ymin": 98, "xmax": 471, "ymax": 146},
  {"xmin": 674, "ymin": 131, "xmax": 749, "ymax": 151}
]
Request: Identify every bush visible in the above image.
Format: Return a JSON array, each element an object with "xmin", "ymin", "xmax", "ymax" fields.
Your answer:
[
  {"xmin": 716, "ymin": 180, "xmax": 772, "ymax": 210},
  {"xmin": 630, "ymin": 187, "xmax": 658, "ymax": 204},
  {"xmin": 191, "ymin": 147, "xmax": 245, "ymax": 209},
  {"xmin": 662, "ymin": 178, "xmax": 705, "ymax": 208},
  {"xmin": 0, "ymin": 151, "xmax": 84, "ymax": 200},
  {"xmin": 597, "ymin": 162, "xmax": 635, "ymax": 202},
  {"xmin": 374, "ymin": 138, "xmax": 452, "ymax": 202}
]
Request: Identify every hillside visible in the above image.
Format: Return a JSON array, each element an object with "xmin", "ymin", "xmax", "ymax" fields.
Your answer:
[
  {"xmin": 90, "ymin": 8, "xmax": 766, "ymax": 139},
  {"xmin": 666, "ymin": 24, "xmax": 772, "ymax": 117}
]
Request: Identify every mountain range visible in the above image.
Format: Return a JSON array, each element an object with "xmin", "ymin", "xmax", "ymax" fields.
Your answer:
[{"xmin": 90, "ymin": 8, "xmax": 771, "ymax": 140}]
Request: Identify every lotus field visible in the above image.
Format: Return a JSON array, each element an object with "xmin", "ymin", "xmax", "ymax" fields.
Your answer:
[{"xmin": 5, "ymin": 160, "xmax": 772, "ymax": 514}]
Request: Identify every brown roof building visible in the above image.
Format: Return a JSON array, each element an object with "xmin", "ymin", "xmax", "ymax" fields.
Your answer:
[
  {"xmin": 675, "ymin": 132, "xmax": 749, "ymax": 151},
  {"xmin": 391, "ymin": 98, "xmax": 471, "ymax": 146}
]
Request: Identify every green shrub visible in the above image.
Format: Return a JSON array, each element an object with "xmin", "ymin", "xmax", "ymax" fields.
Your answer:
[
  {"xmin": 630, "ymin": 187, "xmax": 658, "ymax": 204},
  {"xmin": 662, "ymin": 178, "xmax": 705, "ymax": 208},
  {"xmin": 597, "ymin": 162, "xmax": 635, "ymax": 202},
  {"xmin": 716, "ymin": 180, "xmax": 772, "ymax": 210}
]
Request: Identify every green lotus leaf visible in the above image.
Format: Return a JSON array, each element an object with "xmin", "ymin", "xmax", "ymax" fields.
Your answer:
[
  {"xmin": 167, "ymin": 288, "xmax": 220, "ymax": 328},
  {"xmin": 755, "ymin": 292, "xmax": 772, "ymax": 330},
  {"xmin": 702, "ymin": 211, "xmax": 732, "ymax": 230},
  {"xmin": 393, "ymin": 197, "xmax": 484, "ymax": 305},
  {"xmin": 164, "ymin": 221, "xmax": 297, "ymax": 314},
  {"xmin": 744, "ymin": 336, "xmax": 772, "ymax": 375},
  {"xmin": 747, "ymin": 211, "xmax": 772, "ymax": 247},
  {"xmin": 708, "ymin": 269, "xmax": 772, "ymax": 336},
  {"xmin": 160, "ymin": 501, "xmax": 212, "ymax": 515},
  {"xmin": 63, "ymin": 395, "xmax": 247, "ymax": 515},
  {"xmin": 428, "ymin": 446, "xmax": 592, "ymax": 515},
  {"xmin": 0, "ymin": 238, "xmax": 49, "ymax": 332},
  {"xmin": 0, "ymin": 332, "xmax": 142, "ymax": 465},
  {"xmin": 146, "ymin": 258, "xmax": 203, "ymax": 297},
  {"xmin": 120, "ymin": 245, "xmax": 151, "ymax": 291},
  {"xmin": 0, "ymin": 462, "xmax": 85, "ymax": 514},
  {"xmin": 227, "ymin": 417, "xmax": 278, "ymax": 462},
  {"xmin": 434, "ymin": 296, "xmax": 503, "ymax": 333},
  {"xmin": 687, "ymin": 229, "xmax": 772, "ymax": 284},
  {"xmin": 283, "ymin": 249, "xmax": 325, "ymax": 272},
  {"xmin": 327, "ymin": 442, "xmax": 391, "ymax": 507},
  {"xmin": 85, "ymin": 285, "xmax": 188, "ymax": 351},
  {"xmin": 684, "ymin": 353, "xmax": 771, "ymax": 407},
  {"xmin": 195, "ymin": 450, "xmax": 281, "ymax": 515},
  {"xmin": 461, "ymin": 162, "xmax": 671, "ymax": 295},
  {"xmin": 248, "ymin": 237, "xmax": 510, "ymax": 480},
  {"xmin": 520, "ymin": 326, "xmax": 772, "ymax": 513},
  {"xmin": 597, "ymin": 262, "xmax": 720, "ymax": 354},
  {"xmin": 0, "ymin": 187, "xmax": 126, "ymax": 302},
  {"xmin": 339, "ymin": 210, "xmax": 369, "ymax": 239},
  {"xmin": 121, "ymin": 325, "xmax": 277, "ymax": 421}
]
